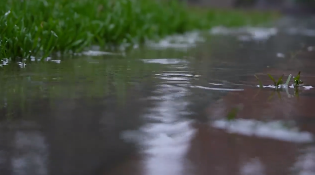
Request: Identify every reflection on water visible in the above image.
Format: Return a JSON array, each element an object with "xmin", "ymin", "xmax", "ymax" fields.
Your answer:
[
  {"xmin": 293, "ymin": 147, "xmax": 315, "ymax": 175},
  {"xmin": 191, "ymin": 85, "xmax": 244, "ymax": 91},
  {"xmin": 211, "ymin": 119, "xmax": 313, "ymax": 143},
  {"xmin": 240, "ymin": 158, "xmax": 265, "ymax": 175},
  {"xmin": 12, "ymin": 131, "xmax": 48, "ymax": 175},
  {"xmin": 127, "ymin": 59, "xmax": 195, "ymax": 175},
  {"xmin": 1, "ymin": 17, "xmax": 315, "ymax": 175},
  {"xmin": 141, "ymin": 59, "xmax": 189, "ymax": 65}
]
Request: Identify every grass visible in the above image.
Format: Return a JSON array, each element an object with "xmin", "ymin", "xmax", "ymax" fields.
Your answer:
[
  {"xmin": 254, "ymin": 74, "xmax": 263, "ymax": 88},
  {"xmin": 267, "ymin": 73, "xmax": 283, "ymax": 88},
  {"xmin": 294, "ymin": 71, "xmax": 303, "ymax": 87},
  {"xmin": 254, "ymin": 71, "xmax": 306, "ymax": 100},
  {"xmin": 0, "ymin": 0, "xmax": 278, "ymax": 62},
  {"xmin": 255, "ymin": 71, "xmax": 304, "ymax": 90}
]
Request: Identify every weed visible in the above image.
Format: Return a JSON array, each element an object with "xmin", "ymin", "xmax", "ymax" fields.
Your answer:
[
  {"xmin": 254, "ymin": 74, "xmax": 263, "ymax": 88},
  {"xmin": 254, "ymin": 71, "xmax": 304, "ymax": 100},
  {"xmin": 267, "ymin": 74, "xmax": 283, "ymax": 88},
  {"xmin": 293, "ymin": 71, "xmax": 303, "ymax": 87},
  {"xmin": 227, "ymin": 107, "xmax": 239, "ymax": 121},
  {"xmin": 255, "ymin": 71, "xmax": 304, "ymax": 91}
]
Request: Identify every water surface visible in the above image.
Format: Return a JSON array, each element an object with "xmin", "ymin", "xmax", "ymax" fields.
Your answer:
[{"xmin": 1, "ymin": 17, "xmax": 315, "ymax": 175}]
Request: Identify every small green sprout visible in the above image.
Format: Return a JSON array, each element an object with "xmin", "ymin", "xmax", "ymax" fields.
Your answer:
[
  {"xmin": 254, "ymin": 74, "xmax": 263, "ymax": 88},
  {"xmin": 227, "ymin": 107, "xmax": 239, "ymax": 121},
  {"xmin": 294, "ymin": 71, "xmax": 303, "ymax": 87},
  {"xmin": 267, "ymin": 74, "xmax": 284, "ymax": 88}
]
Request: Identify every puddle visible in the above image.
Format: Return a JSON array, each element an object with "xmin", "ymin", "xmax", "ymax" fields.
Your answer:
[{"xmin": 1, "ymin": 16, "xmax": 315, "ymax": 175}]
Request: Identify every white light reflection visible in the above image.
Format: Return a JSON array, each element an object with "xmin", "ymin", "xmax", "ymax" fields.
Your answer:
[
  {"xmin": 122, "ymin": 59, "xmax": 195, "ymax": 175},
  {"xmin": 12, "ymin": 131, "xmax": 48, "ymax": 175}
]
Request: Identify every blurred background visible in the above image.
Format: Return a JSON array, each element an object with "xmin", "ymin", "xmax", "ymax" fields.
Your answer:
[{"xmin": 186, "ymin": 0, "xmax": 315, "ymax": 13}]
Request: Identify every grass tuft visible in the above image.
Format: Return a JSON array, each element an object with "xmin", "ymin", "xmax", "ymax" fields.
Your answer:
[
  {"xmin": 0, "ymin": 0, "xmax": 278, "ymax": 61},
  {"xmin": 267, "ymin": 74, "xmax": 283, "ymax": 88},
  {"xmin": 294, "ymin": 71, "xmax": 303, "ymax": 87},
  {"xmin": 254, "ymin": 74, "xmax": 263, "ymax": 88}
]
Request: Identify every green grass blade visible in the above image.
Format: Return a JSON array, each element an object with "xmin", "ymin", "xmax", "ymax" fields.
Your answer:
[
  {"xmin": 285, "ymin": 74, "xmax": 292, "ymax": 86},
  {"xmin": 267, "ymin": 74, "xmax": 276, "ymax": 84},
  {"xmin": 254, "ymin": 74, "xmax": 263, "ymax": 88},
  {"xmin": 227, "ymin": 107, "xmax": 239, "ymax": 121},
  {"xmin": 277, "ymin": 74, "xmax": 284, "ymax": 86}
]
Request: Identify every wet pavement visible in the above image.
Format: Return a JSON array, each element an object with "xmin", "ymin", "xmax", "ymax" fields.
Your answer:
[{"xmin": 1, "ymin": 16, "xmax": 315, "ymax": 175}]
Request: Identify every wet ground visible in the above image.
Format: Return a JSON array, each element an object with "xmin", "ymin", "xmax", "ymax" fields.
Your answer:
[{"xmin": 1, "ymin": 16, "xmax": 315, "ymax": 175}]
